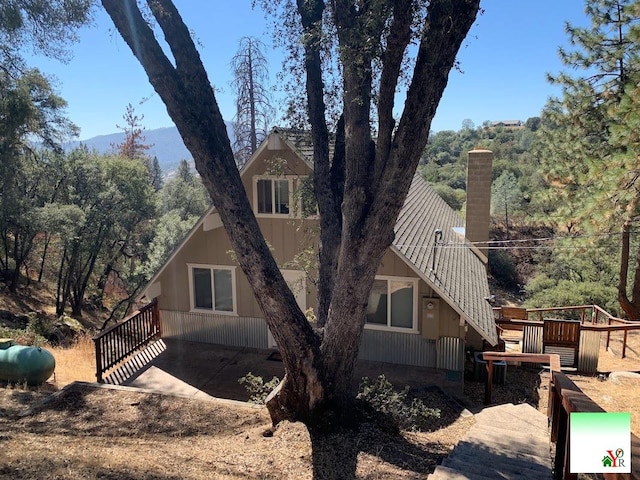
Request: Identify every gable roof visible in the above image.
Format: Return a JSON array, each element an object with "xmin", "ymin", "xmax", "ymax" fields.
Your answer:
[
  {"xmin": 274, "ymin": 128, "xmax": 497, "ymax": 344},
  {"xmin": 393, "ymin": 175, "xmax": 497, "ymax": 344},
  {"xmin": 141, "ymin": 128, "xmax": 497, "ymax": 344}
]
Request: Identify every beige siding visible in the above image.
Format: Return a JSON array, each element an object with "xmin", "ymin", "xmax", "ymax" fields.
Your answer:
[{"xmin": 152, "ymin": 132, "xmax": 467, "ymax": 364}]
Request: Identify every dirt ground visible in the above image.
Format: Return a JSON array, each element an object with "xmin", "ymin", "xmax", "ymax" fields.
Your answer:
[
  {"xmin": 3, "ymin": 331, "xmax": 637, "ymax": 479},
  {"xmin": 1, "ymin": 289, "xmax": 639, "ymax": 479},
  {"xmin": 0, "ymin": 382, "xmax": 475, "ymax": 480}
]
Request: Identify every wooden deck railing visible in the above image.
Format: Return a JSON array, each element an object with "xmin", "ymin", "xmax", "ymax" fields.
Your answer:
[
  {"xmin": 483, "ymin": 352, "xmax": 640, "ymax": 479},
  {"xmin": 93, "ymin": 299, "xmax": 161, "ymax": 383},
  {"xmin": 494, "ymin": 305, "xmax": 640, "ymax": 359}
]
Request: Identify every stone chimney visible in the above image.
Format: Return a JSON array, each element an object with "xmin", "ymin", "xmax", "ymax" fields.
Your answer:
[{"xmin": 466, "ymin": 149, "xmax": 493, "ymax": 262}]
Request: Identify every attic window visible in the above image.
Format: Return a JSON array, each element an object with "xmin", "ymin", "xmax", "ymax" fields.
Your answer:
[{"xmin": 255, "ymin": 177, "xmax": 290, "ymax": 215}]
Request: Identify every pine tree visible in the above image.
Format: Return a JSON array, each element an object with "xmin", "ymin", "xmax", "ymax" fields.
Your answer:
[
  {"xmin": 230, "ymin": 37, "xmax": 273, "ymax": 168},
  {"xmin": 537, "ymin": 0, "xmax": 640, "ymax": 318}
]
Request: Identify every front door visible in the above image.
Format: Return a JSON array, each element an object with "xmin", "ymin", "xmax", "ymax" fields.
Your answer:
[{"xmin": 267, "ymin": 270, "xmax": 307, "ymax": 349}]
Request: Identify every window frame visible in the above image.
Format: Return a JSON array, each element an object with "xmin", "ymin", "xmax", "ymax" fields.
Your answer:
[
  {"xmin": 364, "ymin": 275, "xmax": 419, "ymax": 333},
  {"xmin": 187, "ymin": 263, "xmax": 238, "ymax": 315},
  {"xmin": 253, "ymin": 175, "xmax": 294, "ymax": 218}
]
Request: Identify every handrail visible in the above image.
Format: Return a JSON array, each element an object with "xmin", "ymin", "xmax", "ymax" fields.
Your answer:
[
  {"xmin": 92, "ymin": 299, "xmax": 161, "ymax": 382},
  {"xmin": 482, "ymin": 352, "xmax": 560, "ymax": 406},
  {"xmin": 494, "ymin": 304, "xmax": 640, "ymax": 359},
  {"xmin": 482, "ymin": 351, "xmax": 639, "ymax": 479}
]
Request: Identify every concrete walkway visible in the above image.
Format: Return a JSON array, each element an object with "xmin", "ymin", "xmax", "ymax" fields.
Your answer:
[{"xmin": 429, "ymin": 402, "xmax": 552, "ymax": 479}]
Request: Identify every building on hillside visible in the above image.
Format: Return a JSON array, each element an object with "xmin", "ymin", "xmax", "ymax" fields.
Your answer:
[
  {"xmin": 488, "ymin": 120, "xmax": 523, "ymax": 130},
  {"xmin": 139, "ymin": 128, "xmax": 498, "ymax": 389}
]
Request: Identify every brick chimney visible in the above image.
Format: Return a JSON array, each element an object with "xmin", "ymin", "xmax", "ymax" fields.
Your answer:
[{"xmin": 466, "ymin": 149, "xmax": 493, "ymax": 262}]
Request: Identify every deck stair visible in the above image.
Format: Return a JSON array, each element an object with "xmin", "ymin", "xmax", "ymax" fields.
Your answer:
[{"xmin": 429, "ymin": 403, "xmax": 552, "ymax": 479}]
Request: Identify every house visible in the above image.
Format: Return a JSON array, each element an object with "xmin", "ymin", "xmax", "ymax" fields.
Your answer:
[
  {"xmin": 139, "ymin": 129, "xmax": 498, "ymax": 386},
  {"xmin": 488, "ymin": 120, "xmax": 523, "ymax": 130}
]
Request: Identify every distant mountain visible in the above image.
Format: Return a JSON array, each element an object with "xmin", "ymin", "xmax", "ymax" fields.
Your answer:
[{"xmin": 65, "ymin": 123, "xmax": 235, "ymax": 176}]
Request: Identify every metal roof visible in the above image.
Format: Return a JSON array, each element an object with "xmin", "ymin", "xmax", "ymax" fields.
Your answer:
[
  {"xmin": 394, "ymin": 174, "xmax": 497, "ymax": 344},
  {"xmin": 278, "ymin": 128, "xmax": 497, "ymax": 344}
]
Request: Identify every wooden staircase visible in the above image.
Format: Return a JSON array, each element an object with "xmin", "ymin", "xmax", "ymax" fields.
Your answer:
[{"xmin": 429, "ymin": 403, "xmax": 552, "ymax": 479}]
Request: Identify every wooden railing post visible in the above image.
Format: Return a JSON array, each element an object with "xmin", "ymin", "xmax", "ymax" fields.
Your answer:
[
  {"xmin": 554, "ymin": 404, "xmax": 568, "ymax": 480},
  {"xmin": 484, "ymin": 359, "xmax": 494, "ymax": 405},
  {"xmin": 623, "ymin": 329, "xmax": 628, "ymax": 359},
  {"xmin": 95, "ymin": 338, "xmax": 103, "ymax": 383}
]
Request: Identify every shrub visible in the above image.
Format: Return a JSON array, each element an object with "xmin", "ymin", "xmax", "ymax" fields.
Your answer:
[
  {"xmin": 0, "ymin": 326, "xmax": 48, "ymax": 347},
  {"xmin": 238, "ymin": 372, "xmax": 281, "ymax": 405},
  {"xmin": 357, "ymin": 374, "xmax": 440, "ymax": 432},
  {"xmin": 431, "ymin": 184, "xmax": 466, "ymax": 211},
  {"xmin": 525, "ymin": 279, "xmax": 618, "ymax": 316}
]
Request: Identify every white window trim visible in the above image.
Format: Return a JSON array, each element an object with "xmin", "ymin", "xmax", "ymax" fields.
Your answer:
[
  {"xmin": 187, "ymin": 263, "xmax": 238, "ymax": 315},
  {"xmin": 253, "ymin": 175, "xmax": 295, "ymax": 218},
  {"xmin": 364, "ymin": 275, "xmax": 419, "ymax": 334}
]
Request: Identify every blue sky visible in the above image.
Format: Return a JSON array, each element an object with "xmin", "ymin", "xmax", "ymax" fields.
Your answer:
[{"xmin": 27, "ymin": 1, "xmax": 589, "ymax": 140}]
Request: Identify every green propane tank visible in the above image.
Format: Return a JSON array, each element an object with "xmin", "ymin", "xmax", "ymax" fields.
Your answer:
[{"xmin": 0, "ymin": 338, "xmax": 55, "ymax": 385}]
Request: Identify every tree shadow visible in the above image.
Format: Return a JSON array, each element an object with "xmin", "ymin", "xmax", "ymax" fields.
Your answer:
[
  {"xmin": 307, "ymin": 387, "xmax": 468, "ymax": 479},
  {"xmin": 308, "ymin": 413, "xmax": 455, "ymax": 479},
  {"xmin": 12, "ymin": 382, "xmax": 266, "ymax": 438}
]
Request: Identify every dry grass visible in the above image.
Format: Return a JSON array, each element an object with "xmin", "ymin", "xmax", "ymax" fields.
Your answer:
[
  {"xmin": 0, "ymin": 327, "xmax": 478, "ymax": 478},
  {"xmin": 49, "ymin": 333, "xmax": 96, "ymax": 386},
  {"xmin": 0, "ymin": 382, "xmax": 474, "ymax": 479},
  {"xmin": 1, "ymin": 317, "xmax": 639, "ymax": 478}
]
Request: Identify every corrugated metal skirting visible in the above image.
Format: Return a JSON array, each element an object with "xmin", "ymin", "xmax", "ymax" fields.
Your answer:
[
  {"xmin": 521, "ymin": 324, "xmax": 600, "ymax": 373},
  {"xmin": 436, "ymin": 336, "xmax": 464, "ymax": 371},
  {"xmin": 358, "ymin": 329, "xmax": 437, "ymax": 368},
  {"xmin": 161, "ymin": 310, "xmax": 268, "ymax": 349},
  {"xmin": 162, "ymin": 311, "xmax": 440, "ymax": 368},
  {"xmin": 578, "ymin": 330, "xmax": 600, "ymax": 373},
  {"xmin": 544, "ymin": 346, "xmax": 576, "ymax": 367},
  {"xmin": 522, "ymin": 325, "xmax": 543, "ymax": 354}
]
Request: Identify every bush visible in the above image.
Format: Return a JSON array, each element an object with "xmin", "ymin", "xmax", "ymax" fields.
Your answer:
[
  {"xmin": 431, "ymin": 184, "xmax": 466, "ymax": 211},
  {"xmin": 357, "ymin": 374, "xmax": 440, "ymax": 432},
  {"xmin": 0, "ymin": 326, "xmax": 49, "ymax": 347},
  {"xmin": 525, "ymin": 279, "xmax": 618, "ymax": 316},
  {"xmin": 238, "ymin": 372, "xmax": 281, "ymax": 405}
]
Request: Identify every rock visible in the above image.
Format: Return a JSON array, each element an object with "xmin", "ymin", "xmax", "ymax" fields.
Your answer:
[
  {"xmin": 609, "ymin": 371, "xmax": 640, "ymax": 384},
  {"xmin": 0, "ymin": 310, "xmax": 28, "ymax": 330}
]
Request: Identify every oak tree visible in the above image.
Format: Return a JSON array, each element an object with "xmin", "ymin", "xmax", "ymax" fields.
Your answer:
[{"xmin": 101, "ymin": 0, "xmax": 480, "ymax": 425}]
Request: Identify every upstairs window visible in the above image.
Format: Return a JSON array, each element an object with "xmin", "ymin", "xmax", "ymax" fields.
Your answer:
[{"xmin": 255, "ymin": 177, "xmax": 290, "ymax": 215}]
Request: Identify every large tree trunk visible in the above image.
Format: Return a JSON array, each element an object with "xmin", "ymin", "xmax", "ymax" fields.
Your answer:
[
  {"xmin": 619, "ymin": 220, "xmax": 640, "ymax": 319},
  {"xmin": 102, "ymin": 0, "xmax": 480, "ymax": 426}
]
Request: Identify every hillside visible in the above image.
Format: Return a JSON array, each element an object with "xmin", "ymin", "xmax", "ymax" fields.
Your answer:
[{"xmin": 64, "ymin": 123, "xmax": 235, "ymax": 176}]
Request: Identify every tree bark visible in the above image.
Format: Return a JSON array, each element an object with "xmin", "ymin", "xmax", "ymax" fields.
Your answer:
[
  {"xmin": 102, "ymin": 0, "xmax": 480, "ymax": 425},
  {"xmin": 618, "ymin": 220, "xmax": 640, "ymax": 319}
]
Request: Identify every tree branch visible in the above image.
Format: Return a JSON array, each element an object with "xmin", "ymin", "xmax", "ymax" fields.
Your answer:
[{"xmin": 103, "ymin": 0, "xmax": 322, "ymax": 412}]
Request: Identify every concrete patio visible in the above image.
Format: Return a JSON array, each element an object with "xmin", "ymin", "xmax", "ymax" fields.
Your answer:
[{"xmin": 104, "ymin": 338, "xmax": 457, "ymax": 402}]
